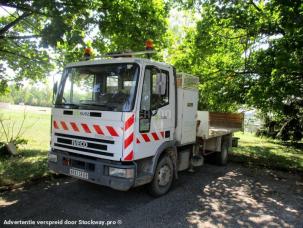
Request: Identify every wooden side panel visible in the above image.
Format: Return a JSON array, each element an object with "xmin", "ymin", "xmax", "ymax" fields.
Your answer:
[{"xmin": 209, "ymin": 112, "xmax": 244, "ymax": 131}]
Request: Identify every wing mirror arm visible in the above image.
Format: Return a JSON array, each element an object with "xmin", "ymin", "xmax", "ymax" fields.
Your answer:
[
  {"xmin": 151, "ymin": 109, "xmax": 158, "ymax": 116},
  {"xmin": 52, "ymin": 82, "xmax": 58, "ymax": 104}
]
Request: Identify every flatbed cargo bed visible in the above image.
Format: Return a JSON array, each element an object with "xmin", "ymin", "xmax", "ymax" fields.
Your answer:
[
  {"xmin": 197, "ymin": 111, "xmax": 244, "ymax": 140},
  {"xmin": 208, "ymin": 127, "xmax": 240, "ymax": 139}
]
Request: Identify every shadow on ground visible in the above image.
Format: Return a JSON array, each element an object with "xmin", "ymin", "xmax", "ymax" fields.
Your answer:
[
  {"xmin": 0, "ymin": 163, "xmax": 302, "ymax": 227},
  {"xmin": 184, "ymin": 167, "xmax": 303, "ymax": 227},
  {"xmin": 0, "ymin": 149, "xmax": 48, "ymax": 186}
]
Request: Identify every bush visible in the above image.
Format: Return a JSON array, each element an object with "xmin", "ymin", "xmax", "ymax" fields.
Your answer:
[{"xmin": 0, "ymin": 112, "xmax": 29, "ymax": 157}]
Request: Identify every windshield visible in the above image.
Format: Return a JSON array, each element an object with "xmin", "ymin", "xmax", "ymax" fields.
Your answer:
[{"xmin": 55, "ymin": 63, "xmax": 140, "ymax": 111}]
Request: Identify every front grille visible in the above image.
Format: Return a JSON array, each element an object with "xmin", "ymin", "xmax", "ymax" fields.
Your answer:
[
  {"xmin": 54, "ymin": 133, "xmax": 114, "ymax": 157},
  {"xmin": 55, "ymin": 133, "xmax": 114, "ymax": 144},
  {"xmin": 57, "ymin": 138, "xmax": 107, "ymax": 150}
]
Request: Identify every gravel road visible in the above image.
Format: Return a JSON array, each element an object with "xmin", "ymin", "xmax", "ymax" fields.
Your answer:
[{"xmin": 1, "ymin": 163, "xmax": 302, "ymax": 228}]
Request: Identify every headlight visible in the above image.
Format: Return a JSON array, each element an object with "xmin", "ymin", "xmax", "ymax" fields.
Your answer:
[
  {"xmin": 48, "ymin": 153, "xmax": 58, "ymax": 163},
  {"xmin": 109, "ymin": 167, "xmax": 134, "ymax": 179}
]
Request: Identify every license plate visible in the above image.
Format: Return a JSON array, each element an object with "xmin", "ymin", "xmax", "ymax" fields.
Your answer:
[{"xmin": 69, "ymin": 168, "xmax": 88, "ymax": 180}]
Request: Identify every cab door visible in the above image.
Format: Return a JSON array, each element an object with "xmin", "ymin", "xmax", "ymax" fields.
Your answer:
[{"xmin": 134, "ymin": 65, "xmax": 175, "ymax": 160}]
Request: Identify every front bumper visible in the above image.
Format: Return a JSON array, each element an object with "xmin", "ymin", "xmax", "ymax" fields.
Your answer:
[{"xmin": 48, "ymin": 149, "xmax": 135, "ymax": 191}]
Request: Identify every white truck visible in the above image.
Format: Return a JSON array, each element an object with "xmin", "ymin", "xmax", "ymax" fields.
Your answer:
[{"xmin": 48, "ymin": 52, "xmax": 243, "ymax": 196}]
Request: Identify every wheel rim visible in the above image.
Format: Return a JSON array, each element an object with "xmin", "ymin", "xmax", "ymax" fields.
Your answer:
[{"xmin": 158, "ymin": 165, "xmax": 172, "ymax": 186}]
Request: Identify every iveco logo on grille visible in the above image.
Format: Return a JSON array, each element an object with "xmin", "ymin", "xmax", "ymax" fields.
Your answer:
[{"xmin": 72, "ymin": 139, "xmax": 88, "ymax": 148}]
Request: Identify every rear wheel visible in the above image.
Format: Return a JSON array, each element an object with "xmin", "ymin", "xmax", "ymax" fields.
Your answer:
[
  {"xmin": 216, "ymin": 141, "xmax": 229, "ymax": 165},
  {"xmin": 148, "ymin": 155, "xmax": 174, "ymax": 197}
]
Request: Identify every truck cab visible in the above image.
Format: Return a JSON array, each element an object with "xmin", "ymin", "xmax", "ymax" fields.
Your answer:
[{"xmin": 49, "ymin": 56, "xmax": 180, "ymax": 195}]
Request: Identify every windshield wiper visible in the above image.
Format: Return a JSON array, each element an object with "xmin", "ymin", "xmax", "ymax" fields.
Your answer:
[
  {"xmin": 79, "ymin": 103, "xmax": 115, "ymax": 110},
  {"xmin": 55, "ymin": 103, "xmax": 79, "ymax": 109}
]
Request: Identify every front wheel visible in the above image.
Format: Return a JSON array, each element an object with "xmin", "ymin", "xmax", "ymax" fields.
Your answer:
[{"xmin": 148, "ymin": 155, "xmax": 174, "ymax": 197}]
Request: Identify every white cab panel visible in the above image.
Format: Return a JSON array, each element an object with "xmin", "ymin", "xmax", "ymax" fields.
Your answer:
[
  {"xmin": 176, "ymin": 88, "xmax": 198, "ymax": 145},
  {"xmin": 51, "ymin": 108, "xmax": 124, "ymax": 161}
]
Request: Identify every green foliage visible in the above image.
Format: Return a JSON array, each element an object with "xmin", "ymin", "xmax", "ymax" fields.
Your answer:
[
  {"xmin": 97, "ymin": 0, "xmax": 168, "ymax": 51},
  {"xmin": 168, "ymin": 0, "xmax": 302, "ymax": 140},
  {"xmin": 216, "ymin": 0, "xmax": 303, "ymax": 141},
  {"xmin": 0, "ymin": 0, "xmax": 169, "ymax": 92},
  {"xmin": 0, "ymin": 83, "xmax": 52, "ymax": 106},
  {"xmin": 168, "ymin": 2, "xmax": 250, "ymax": 112}
]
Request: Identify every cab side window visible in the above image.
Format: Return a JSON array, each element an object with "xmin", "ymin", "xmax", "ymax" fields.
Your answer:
[
  {"xmin": 139, "ymin": 67, "xmax": 169, "ymax": 132},
  {"xmin": 140, "ymin": 67, "xmax": 152, "ymax": 111},
  {"xmin": 151, "ymin": 69, "xmax": 169, "ymax": 110}
]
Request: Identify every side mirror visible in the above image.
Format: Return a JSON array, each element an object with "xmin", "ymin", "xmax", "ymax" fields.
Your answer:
[{"xmin": 155, "ymin": 72, "xmax": 166, "ymax": 95}]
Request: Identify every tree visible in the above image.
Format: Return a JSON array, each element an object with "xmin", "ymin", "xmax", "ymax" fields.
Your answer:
[
  {"xmin": 169, "ymin": 0, "xmax": 303, "ymax": 140},
  {"xmin": 0, "ymin": 83, "xmax": 53, "ymax": 106},
  {"xmin": 169, "ymin": 1, "xmax": 249, "ymax": 112},
  {"xmin": 0, "ymin": 0, "xmax": 169, "ymax": 93}
]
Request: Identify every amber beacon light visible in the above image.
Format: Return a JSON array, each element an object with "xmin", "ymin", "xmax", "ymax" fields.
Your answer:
[
  {"xmin": 145, "ymin": 39, "xmax": 154, "ymax": 50},
  {"xmin": 84, "ymin": 47, "xmax": 93, "ymax": 60}
]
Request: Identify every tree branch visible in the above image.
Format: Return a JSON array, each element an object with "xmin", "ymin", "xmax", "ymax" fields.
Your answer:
[
  {"xmin": 0, "ymin": 2, "xmax": 48, "ymax": 16},
  {"xmin": 0, "ymin": 49, "xmax": 31, "ymax": 60},
  {"xmin": 0, "ymin": 35, "xmax": 41, "ymax": 40},
  {"xmin": 216, "ymin": 33, "xmax": 247, "ymax": 40},
  {"xmin": 0, "ymin": 12, "xmax": 32, "ymax": 36},
  {"xmin": 249, "ymin": 0, "xmax": 262, "ymax": 12},
  {"xmin": 0, "ymin": 49, "xmax": 51, "ymax": 65}
]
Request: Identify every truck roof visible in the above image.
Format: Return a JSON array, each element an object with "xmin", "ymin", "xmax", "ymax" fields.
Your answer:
[{"xmin": 66, "ymin": 57, "xmax": 173, "ymax": 69}]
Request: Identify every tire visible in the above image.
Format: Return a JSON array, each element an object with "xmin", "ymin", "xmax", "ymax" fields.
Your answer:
[
  {"xmin": 216, "ymin": 141, "xmax": 229, "ymax": 165},
  {"xmin": 148, "ymin": 155, "xmax": 174, "ymax": 197}
]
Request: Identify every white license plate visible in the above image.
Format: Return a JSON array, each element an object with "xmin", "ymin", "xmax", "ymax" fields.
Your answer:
[{"xmin": 69, "ymin": 168, "xmax": 88, "ymax": 180}]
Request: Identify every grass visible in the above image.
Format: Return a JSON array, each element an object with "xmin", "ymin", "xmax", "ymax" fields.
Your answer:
[
  {"xmin": 231, "ymin": 132, "xmax": 303, "ymax": 173},
  {"xmin": 0, "ymin": 107, "xmax": 51, "ymax": 187}
]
